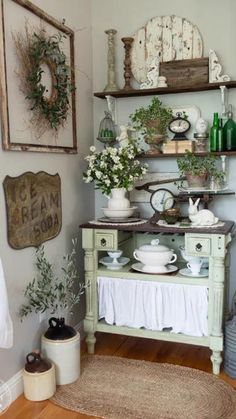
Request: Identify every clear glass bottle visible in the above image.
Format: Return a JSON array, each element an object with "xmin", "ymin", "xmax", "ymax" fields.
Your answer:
[
  {"xmin": 210, "ymin": 112, "xmax": 219, "ymax": 152},
  {"xmin": 223, "ymin": 105, "xmax": 236, "ymax": 151},
  {"xmin": 194, "ymin": 133, "xmax": 209, "ymax": 153}
]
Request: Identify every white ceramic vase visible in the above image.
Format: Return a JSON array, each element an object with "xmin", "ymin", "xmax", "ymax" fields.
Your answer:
[{"xmin": 108, "ymin": 188, "xmax": 130, "ymax": 210}]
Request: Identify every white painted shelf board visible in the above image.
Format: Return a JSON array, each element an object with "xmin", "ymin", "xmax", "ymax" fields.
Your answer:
[{"xmin": 96, "ymin": 262, "xmax": 210, "ymax": 286}]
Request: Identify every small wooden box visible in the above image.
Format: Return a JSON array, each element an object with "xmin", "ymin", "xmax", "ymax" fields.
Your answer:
[
  {"xmin": 160, "ymin": 58, "xmax": 209, "ymax": 88},
  {"xmin": 162, "ymin": 140, "xmax": 194, "ymax": 154}
]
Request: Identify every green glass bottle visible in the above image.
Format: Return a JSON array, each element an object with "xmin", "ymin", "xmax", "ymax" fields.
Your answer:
[
  {"xmin": 218, "ymin": 119, "xmax": 224, "ymax": 151},
  {"xmin": 223, "ymin": 105, "xmax": 236, "ymax": 151},
  {"xmin": 210, "ymin": 112, "xmax": 219, "ymax": 151}
]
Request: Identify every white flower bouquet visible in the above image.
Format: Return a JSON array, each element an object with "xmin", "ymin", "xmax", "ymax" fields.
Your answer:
[{"xmin": 83, "ymin": 143, "xmax": 148, "ymax": 195}]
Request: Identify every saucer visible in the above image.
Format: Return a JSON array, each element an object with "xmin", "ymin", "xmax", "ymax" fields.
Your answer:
[
  {"xmin": 179, "ymin": 268, "xmax": 208, "ymax": 278},
  {"xmin": 99, "ymin": 256, "xmax": 130, "ymax": 270},
  {"xmin": 131, "ymin": 263, "xmax": 178, "ymax": 275}
]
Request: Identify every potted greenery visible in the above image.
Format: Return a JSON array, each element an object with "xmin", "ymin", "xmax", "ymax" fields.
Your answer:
[
  {"xmin": 83, "ymin": 143, "xmax": 148, "ymax": 217},
  {"xmin": 19, "ymin": 239, "xmax": 86, "ymax": 385},
  {"xmin": 130, "ymin": 96, "xmax": 173, "ymax": 154},
  {"xmin": 177, "ymin": 151, "xmax": 224, "ymax": 188}
]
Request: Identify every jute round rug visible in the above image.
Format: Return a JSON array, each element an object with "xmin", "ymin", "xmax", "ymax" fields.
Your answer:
[{"xmin": 52, "ymin": 355, "xmax": 236, "ymax": 419}]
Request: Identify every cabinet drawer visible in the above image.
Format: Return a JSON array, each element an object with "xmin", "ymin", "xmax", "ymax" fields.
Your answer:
[
  {"xmin": 185, "ymin": 236, "xmax": 211, "ymax": 256},
  {"xmin": 95, "ymin": 231, "xmax": 116, "ymax": 250}
]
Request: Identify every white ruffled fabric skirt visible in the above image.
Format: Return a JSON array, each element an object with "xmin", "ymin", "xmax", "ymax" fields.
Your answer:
[
  {"xmin": 0, "ymin": 258, "xmax": 13, "ymax": 348},
  {"xmin": 97, "ymin": 277, "xmax": 208, "ymax": 337}
]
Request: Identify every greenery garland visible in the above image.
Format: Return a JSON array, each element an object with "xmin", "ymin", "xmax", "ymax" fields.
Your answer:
[{"xmin": 14, "ymin": 27, "xmax": 75, "ymax": 132}]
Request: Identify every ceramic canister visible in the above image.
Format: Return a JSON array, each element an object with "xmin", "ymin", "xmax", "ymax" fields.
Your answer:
[
  {"xmin": 23, "ymin": 352, "xmax": 56, "ymax": 401},
  {"xmin": 41, "ymin": 332, "xmax": 80, "ymax": 385}
]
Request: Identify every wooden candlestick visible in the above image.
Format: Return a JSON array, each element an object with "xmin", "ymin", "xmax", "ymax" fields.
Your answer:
[{"xmin": 121, "ymin": 37, "xmax": 134, "ymax": 90}]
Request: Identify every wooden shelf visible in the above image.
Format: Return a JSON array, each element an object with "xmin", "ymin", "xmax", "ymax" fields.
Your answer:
[
  {"xmin": 139, "ymin": 151, "xmax": 236, "ymax": 158},
  {"xmin": 94, "ymin": 81, "xmax": 236, "ymax": 98}
]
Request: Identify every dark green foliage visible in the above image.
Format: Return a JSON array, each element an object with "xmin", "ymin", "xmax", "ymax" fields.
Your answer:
[
  {"xmin": 130, "ymin": 97, "xmax": 173, "ymax": 137},
  {"xmin": 177, "ymin": 151, "xmax": 224, "ymax": 179}
]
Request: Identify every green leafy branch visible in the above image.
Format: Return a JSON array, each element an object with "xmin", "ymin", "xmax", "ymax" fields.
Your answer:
[{"xmin": 19, "ymin": 239, "xmax": 86, "ymax": 319}]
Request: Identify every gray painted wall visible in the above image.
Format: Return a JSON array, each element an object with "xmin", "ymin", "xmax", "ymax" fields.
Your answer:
[{"xmin": 0, "ymin": 0, "xmax": 94, "ymax": 381}]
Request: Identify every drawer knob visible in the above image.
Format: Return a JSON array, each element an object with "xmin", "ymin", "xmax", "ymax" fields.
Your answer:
[
  {"xmin": 195, "ymin": 243, "xmax": 202, "ymax": 252},
  {"xmin": 100, "ymin": 238, "xmax": 107, "ymax": 247}
]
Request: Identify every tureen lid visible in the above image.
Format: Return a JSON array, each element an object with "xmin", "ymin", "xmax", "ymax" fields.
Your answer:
[{"xmin": 138, "ymin": 239, "xmax": 171, "ymax": 252}]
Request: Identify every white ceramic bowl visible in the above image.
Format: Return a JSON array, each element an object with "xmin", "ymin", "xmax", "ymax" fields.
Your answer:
[
  {"xmin": 102, "ymin": 207, "xmax": 136, "ymax": 219},
  {"xmin": 107, "ymin": 250, "xmax": 123, "ymax": 259}
]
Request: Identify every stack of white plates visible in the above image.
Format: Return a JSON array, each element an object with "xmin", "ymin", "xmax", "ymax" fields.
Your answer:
[{"xmin": 102, "ymin": 207, "xmax": 137, "ymax": 219}]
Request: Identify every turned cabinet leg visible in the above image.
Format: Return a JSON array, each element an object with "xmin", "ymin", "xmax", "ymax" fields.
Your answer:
[
  {"xmin": 86, "ymin": 333, "xmax": 96, "ymax": 354},
  {"xmin": 82, "ymin": 232, "xmax": 98, "ymax": 355},
  {"xmin": 224, "ymin": 251, "xmax": 231, "ymax": 321},
  {"xmin": 211, "ymin": 350, "xmax": 222, "ymax": 375},
  {"xmin": 209, "ymin": 254, "xmax": 225, "ymax": 375}
]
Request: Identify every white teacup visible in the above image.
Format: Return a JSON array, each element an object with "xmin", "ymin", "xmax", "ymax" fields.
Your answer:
[
  {"xmin": 187, "ymin": 260, "xmax": 203, "ymax": 276},
  {"xmin": 179, "ymin": 246, "xmax": 209, "ymax": 268}
]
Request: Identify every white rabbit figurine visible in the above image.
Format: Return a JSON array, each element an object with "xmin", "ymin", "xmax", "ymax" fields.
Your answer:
[
  {"xmin": 116, "ymin": 125, "xmax": 130, "ymax": 148},
  {"xmin": 188, "ymin": 197, "xmax": 219, "ymax": 226}
]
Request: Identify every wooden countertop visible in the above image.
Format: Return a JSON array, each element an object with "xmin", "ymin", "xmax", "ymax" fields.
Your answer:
[{"xmin": 80, "ymin": 220, "xmax": 235, "ymax": 235}]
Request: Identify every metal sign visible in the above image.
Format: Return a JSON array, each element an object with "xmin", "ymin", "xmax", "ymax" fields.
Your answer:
[{"xmin": 3, "ymin": 172, "xmax": 62, "ymax": 249}]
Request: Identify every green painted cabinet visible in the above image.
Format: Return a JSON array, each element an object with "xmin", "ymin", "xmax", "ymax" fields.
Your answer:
[{"xmin": 81, "ymin": 221, "xmax": 234, "ymax": 374}]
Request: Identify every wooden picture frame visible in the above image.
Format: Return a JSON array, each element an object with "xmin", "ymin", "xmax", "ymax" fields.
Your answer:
[{"xmin": 0, "ymin": 0, "xmax": 77, "ymax": 153}]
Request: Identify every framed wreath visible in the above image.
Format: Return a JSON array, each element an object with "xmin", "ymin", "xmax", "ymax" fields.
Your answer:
[
  {"xmin": 14, "ymin": 27, "xmax": 75, "ymax": 132},
  {"xmin": 0, "ymin": 0, "xmax": 77, "ymax": 153}
]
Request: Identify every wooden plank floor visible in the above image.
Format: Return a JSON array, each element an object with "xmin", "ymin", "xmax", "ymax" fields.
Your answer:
[{"xmin": 2, "ymin": 332, "xmax": 236, "ymax": 419}]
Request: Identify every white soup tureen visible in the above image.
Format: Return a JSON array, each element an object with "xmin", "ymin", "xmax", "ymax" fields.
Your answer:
[{"xmin": 133, "ymin": 239, "xmax": 177, "ymax": 273}]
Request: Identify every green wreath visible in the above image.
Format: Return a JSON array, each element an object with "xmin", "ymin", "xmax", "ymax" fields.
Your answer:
[{"xmin": 14, "ymin": 28, "xmax": 74, "ymax": 131}]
